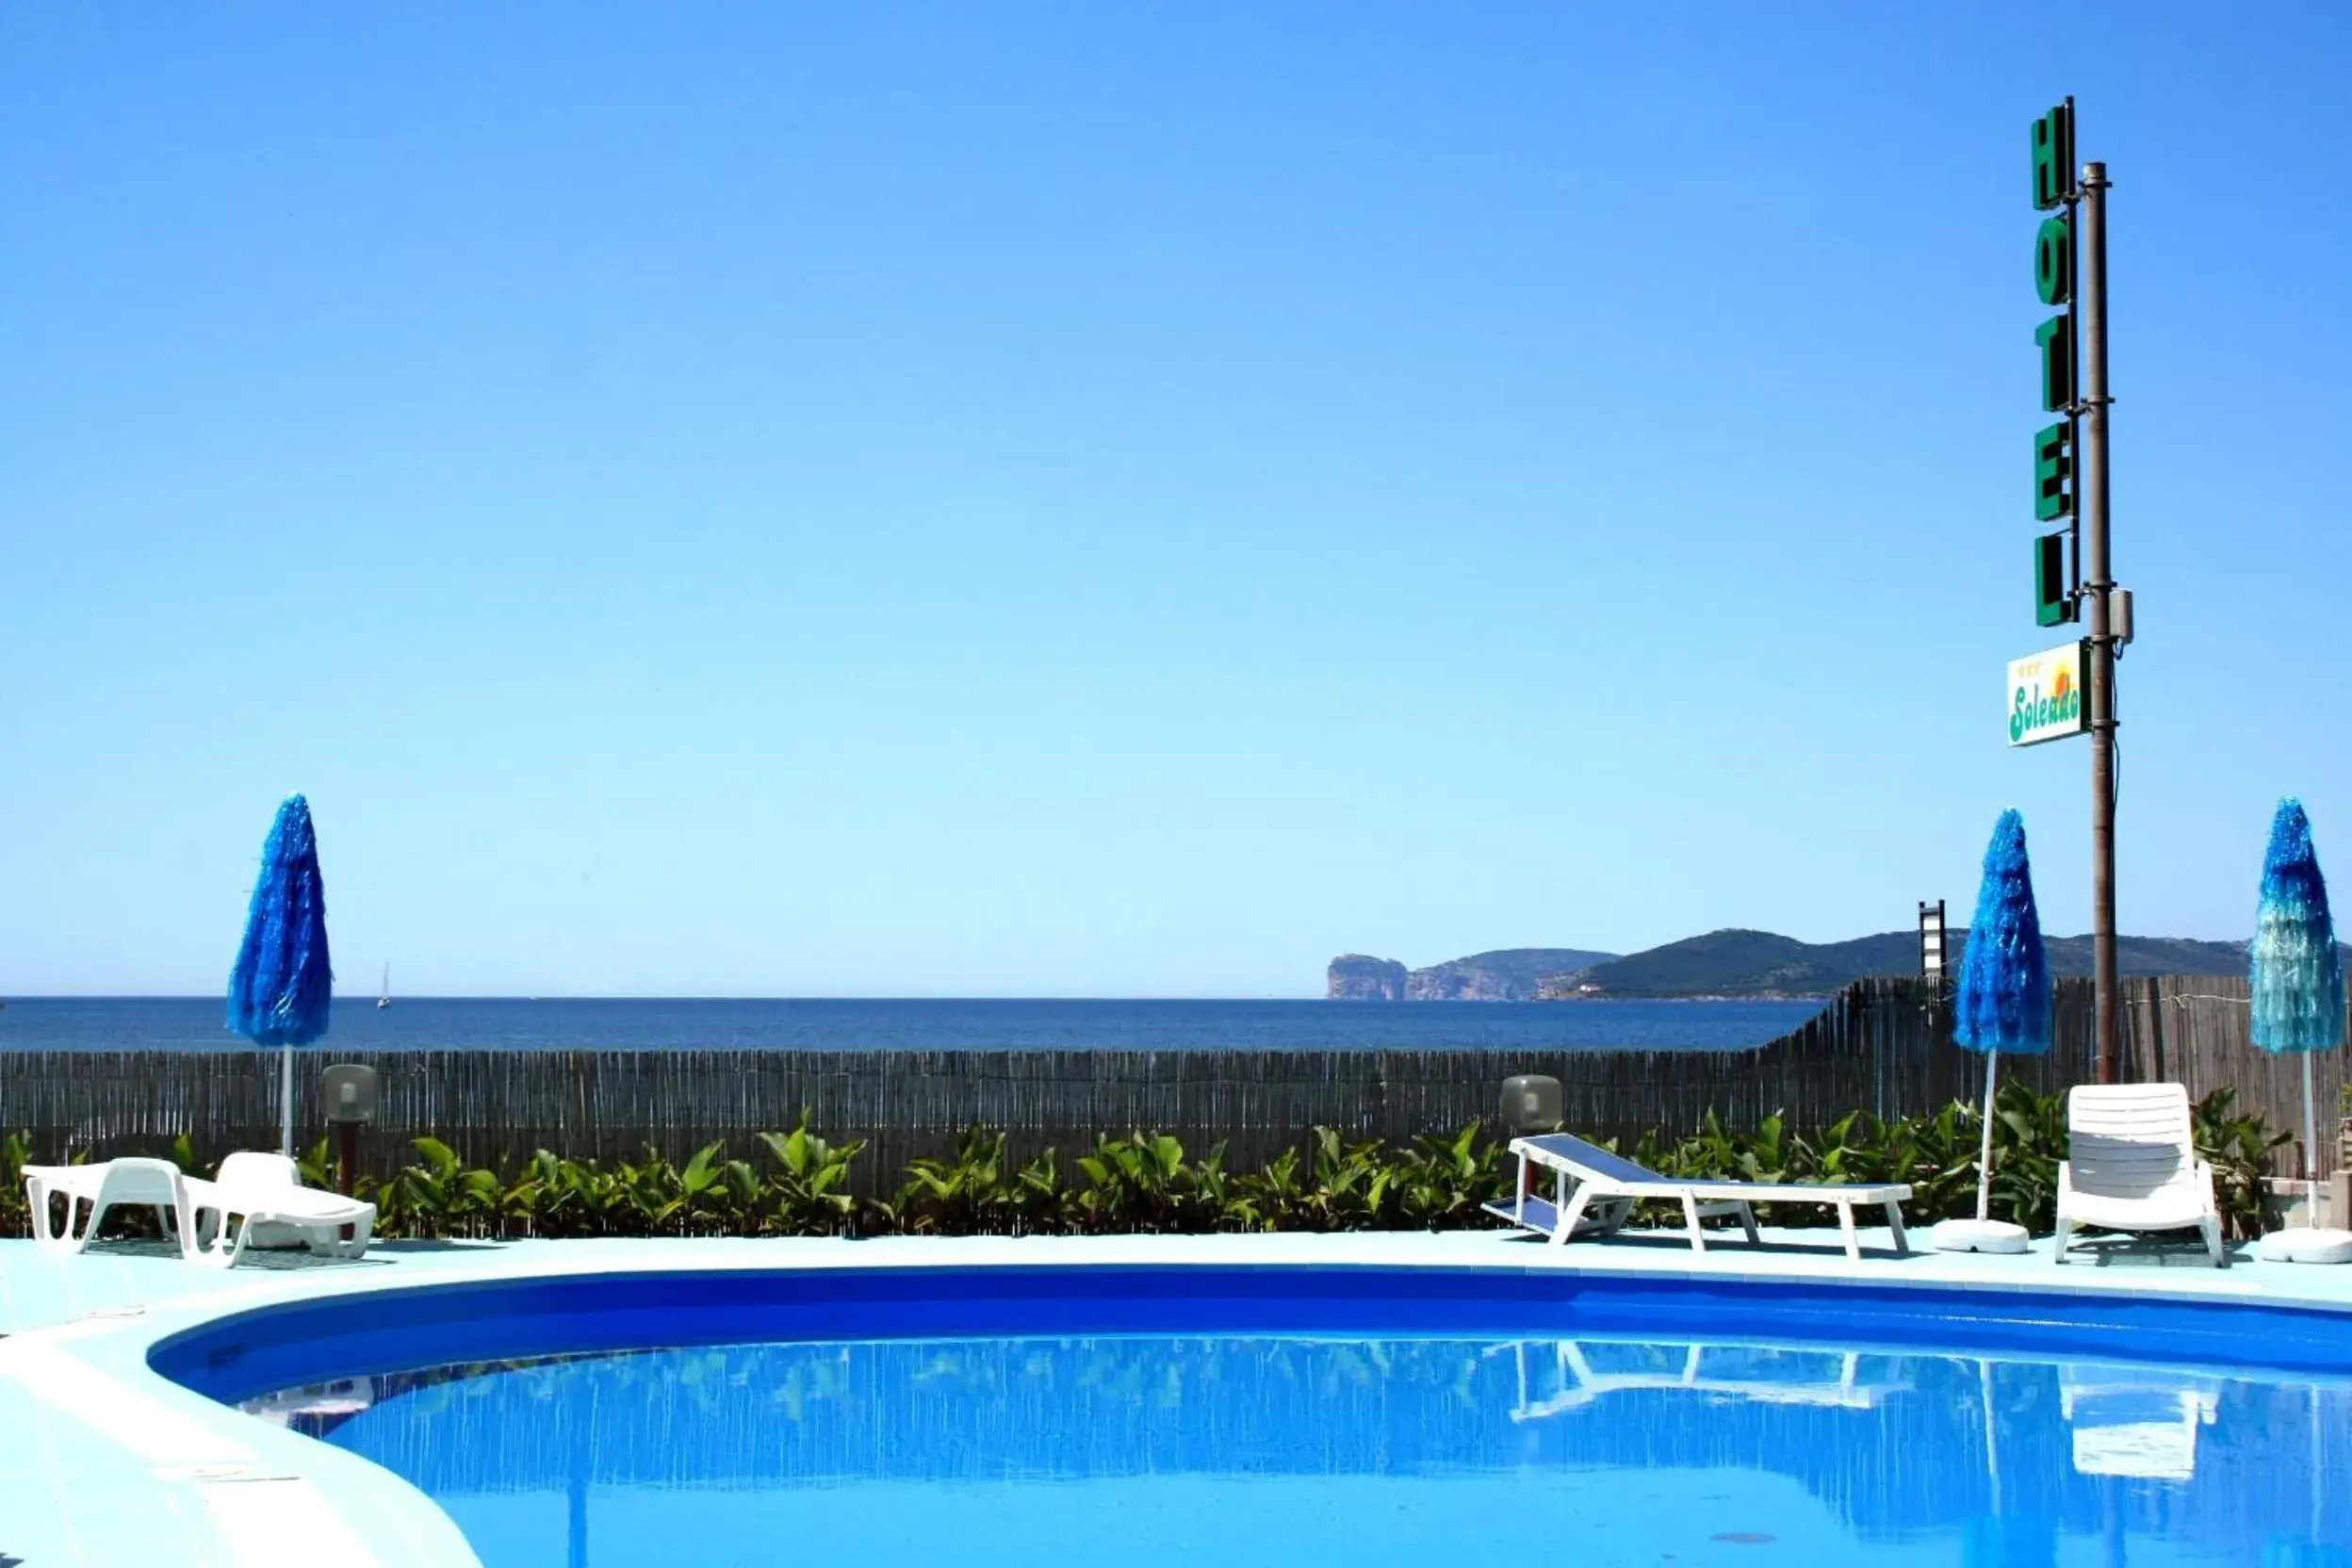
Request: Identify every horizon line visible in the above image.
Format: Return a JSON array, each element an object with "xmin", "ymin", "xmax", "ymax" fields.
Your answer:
[{"xmin": 0, "ymin": 991, "xmax": 1821, "ymax": 1004}]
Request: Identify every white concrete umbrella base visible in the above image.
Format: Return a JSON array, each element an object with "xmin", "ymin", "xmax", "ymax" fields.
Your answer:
[
  {"xmin": 2256, "ymin": 1227, "xmax": 2352, "ymax": 1265},
  {"xmin": 1932, "ymin": 1217, "xmax": 2032, "ymax": 1254}
]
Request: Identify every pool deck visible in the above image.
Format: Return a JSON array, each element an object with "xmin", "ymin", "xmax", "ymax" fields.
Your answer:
[{"xmin": 6, "ymin": 1223, "xmax": 2352, "ymax": 1568}]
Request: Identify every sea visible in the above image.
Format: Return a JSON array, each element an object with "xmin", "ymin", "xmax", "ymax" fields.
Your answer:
[{"xmin": 0, "ymin": 997, "xmax": 1825, "ymax": 1054}]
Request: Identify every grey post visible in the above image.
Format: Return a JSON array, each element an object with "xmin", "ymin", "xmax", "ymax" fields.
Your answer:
[{"xmin": 2078, "ymin": 158, "xmax": 2119, "ymax": 1084}]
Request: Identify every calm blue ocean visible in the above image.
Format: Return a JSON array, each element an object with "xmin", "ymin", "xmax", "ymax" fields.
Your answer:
[{"xmin": 0, "ymin": 996, "xmax": 1824, "ymax": 1054}]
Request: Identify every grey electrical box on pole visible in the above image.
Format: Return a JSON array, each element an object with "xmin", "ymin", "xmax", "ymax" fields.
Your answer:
[
  {"xmin": 320, "ymin": 1063, "xmax": 380, "ymax": 1197},
  {"xmin": 321, "ymin": 1063, "xmax": 379, "ymax": 1124},
  {"xmin": 1499, "ymin": 1075, "xmax": 1562, "ymax": 1135}
]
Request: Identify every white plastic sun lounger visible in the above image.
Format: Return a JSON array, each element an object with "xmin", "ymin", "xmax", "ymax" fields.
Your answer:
[
  {"xmin": 1484, "ymin": 1133, "xmax": 1912, "ymax": 1262},
  {"xmin": 179, "ymin": 1152, "xmax": 376, "ymax": 1269},
  {"xmin": 24, "ymin": 1156, "xmax": 188, "ymax": 1254},
  {"xmin": 23, "ymin": 1152, "xmax": 375, "ymax": 1266},
  {"xmin": 2054, "ymin": 1083, "xmax": 2224, "ymax": 1266}
]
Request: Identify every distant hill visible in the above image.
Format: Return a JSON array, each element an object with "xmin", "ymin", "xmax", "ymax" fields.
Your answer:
[
  {"xmin": 1575, "ymin": 928, "xmax": 2266, "ymax": 997},
  {"xmin": 1330, "ymin": 929, "xmax": 2303, "ymax": 1001},
  {"xmin": 1571, "ymin": 930, "xmax": 1906, "ymax": 998},
  {"xmin": 2043, "ymin": 934, "xmax": 2271, "ymax": 979}
]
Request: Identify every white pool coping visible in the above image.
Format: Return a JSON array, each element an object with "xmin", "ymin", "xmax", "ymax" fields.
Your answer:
[{"xmin": 7, "ymin": 1224, "xmax": 2352, "ymax": 1568}]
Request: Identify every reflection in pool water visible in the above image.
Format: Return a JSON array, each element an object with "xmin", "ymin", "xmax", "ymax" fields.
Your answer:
[{"xmin": 246, "ymin": 1335, "xmax": 2352, "ymax": 1568}]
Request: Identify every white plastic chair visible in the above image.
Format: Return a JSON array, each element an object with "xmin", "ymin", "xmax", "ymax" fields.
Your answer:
[
  {"xmin": 2055, "ymin": 1084, "xmax": 2224, "ymax": 1266},
  {"xmin": 23, "ymin": 1157, "xmax": 191, "ymax": 1253}
]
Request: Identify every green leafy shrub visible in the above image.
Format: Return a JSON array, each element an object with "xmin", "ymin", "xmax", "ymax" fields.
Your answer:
[
  {"xmin": 757, "ymin": 1114, "xmax": 865, "ymax": 1236},
  {"xmin": 2, "ymin": 1089, "xmax": 2288, "ymax": 1245},
  {"xmin": 379, "ymin": 1137, "xmax": 500, "ymax": 1238},
  {"xmin": 1070, "ymin": 1133, "xmax": 1233, "ymax": 1234},
  {"xmin": 2194, "ymin": 1086, "xmax": 2293, "ymax": 1240},
  {"xmin": 0, "ymin": 1131, "xmax": 30, "ymax": 1233},
  {"xmin": 1391, "ymin": 1124, "xmax": 1508, "ymax": 1230},
  {"xmin": 899, "ymin": 1125, "xmax": 1028, "ymax": 1235}
]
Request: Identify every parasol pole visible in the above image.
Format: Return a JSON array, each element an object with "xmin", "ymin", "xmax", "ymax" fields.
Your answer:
[
  {"xmin": 1978, "ymin": 1049, "xmax": 2001, "ymax": 1223},
  {"xmin": 2307, "ymin": 1053, "xmax": 2321, "ymax": 1228}
]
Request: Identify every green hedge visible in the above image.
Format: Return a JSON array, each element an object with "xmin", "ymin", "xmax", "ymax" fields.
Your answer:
[{"xmin": 2, "ymin": 1086, "xmax": 2285, "ymax": 1245}]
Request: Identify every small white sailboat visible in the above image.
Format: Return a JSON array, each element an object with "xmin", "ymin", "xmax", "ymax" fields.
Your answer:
[{"xmin": 377, "ymin": 962, "xmax": 392, "ymax": 1010}]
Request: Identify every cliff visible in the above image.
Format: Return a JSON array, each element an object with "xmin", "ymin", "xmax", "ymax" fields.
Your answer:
[
  {"xmin": 1407, "ymin": 948, "xmax": 1620, "ymax": 1000},
  {"xmin": 1331, "ymin": 930, "xmax": 2286, "ymax": 1001},
  {"xmin": 1325, "ymin": 948, "xmax": 1618, "ymax": 1002},
  {"xmin": 1325, "ymin": 955, "xmax": 1410, "ymax": 1001}
]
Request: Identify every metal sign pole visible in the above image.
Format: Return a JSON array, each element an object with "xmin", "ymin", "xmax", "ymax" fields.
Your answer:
[{"xmin": 2078, "ymin": 159, "xmax": 2119, "ymax": 1085}]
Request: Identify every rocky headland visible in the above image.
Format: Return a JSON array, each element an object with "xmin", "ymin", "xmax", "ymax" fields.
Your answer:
[
  {"xmin": 1324, "ymin": 955, "xmax": 1410, "ymax": 1000},
  {"xmin": 1325, "ymin": 947, "xmax": 1618, "ymax": 1002},
  {"xmin": 1330, "ymin": 928, "xmax": 2281, "ymax": 1000}
]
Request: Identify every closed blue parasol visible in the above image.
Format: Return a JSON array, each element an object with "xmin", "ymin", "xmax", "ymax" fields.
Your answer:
[
  {"xmin": 226, "ymin": 794, "xmax": 335, "ymax": 1155},
  {"xmin": 2249, "ymin": 799, "xmax": 2349, "ymax": 1261},
  {"xmin": 1936, "ymin": 809, "xmax": 2051, "ymax": 1253}
]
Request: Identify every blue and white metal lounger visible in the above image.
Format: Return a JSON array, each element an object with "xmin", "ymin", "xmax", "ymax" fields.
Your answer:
[{"xmin": 1481, "ymin": 1133, "xmax": 1913, "ymax": 1262}]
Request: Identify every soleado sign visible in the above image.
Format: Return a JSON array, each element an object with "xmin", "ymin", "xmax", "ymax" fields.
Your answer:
[{"xmin": 2009, "ymin": 642, "xmax": 2087, "ymax": 746}]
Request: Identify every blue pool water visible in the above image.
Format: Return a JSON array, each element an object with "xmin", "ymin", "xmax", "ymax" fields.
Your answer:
[
  {"xmin": 181, "ymin": 1266, "xmax": 2352, "ymax": 1568},
  {"xmin": 253, "ymin": 1333, "xmax": 2352, "ymax": 1568}
]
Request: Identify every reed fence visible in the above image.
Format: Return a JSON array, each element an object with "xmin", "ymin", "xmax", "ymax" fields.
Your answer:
[{"xmin": 3, "ymin": 975, "xmax": 2338, "ymax": 1193}]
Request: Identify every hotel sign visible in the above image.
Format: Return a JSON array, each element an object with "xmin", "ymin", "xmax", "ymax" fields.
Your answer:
[
  {"xmin": 2009, "ymin": 641, "xmax": 2087, "ymax": 747},
  {"xmin": 2031, "ymin": 100, "xmax": 2080, "ymax": 629}
]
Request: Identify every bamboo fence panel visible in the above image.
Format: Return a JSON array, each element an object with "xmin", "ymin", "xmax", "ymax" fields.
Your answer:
[{"xmin": 4, "ymin": 975, "xmax": 2341, "ymax": 1194}]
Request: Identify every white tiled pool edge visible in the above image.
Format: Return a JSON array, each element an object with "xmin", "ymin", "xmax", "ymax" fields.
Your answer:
[{"xmin": 8, "ymin": 1227, "xmax": 2352, "ymax": 1568}]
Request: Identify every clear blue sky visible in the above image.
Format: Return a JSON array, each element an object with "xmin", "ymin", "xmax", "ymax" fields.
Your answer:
[{"xmin": 3, "ymin": 6, "xmax": 2346, "ymax": 997}]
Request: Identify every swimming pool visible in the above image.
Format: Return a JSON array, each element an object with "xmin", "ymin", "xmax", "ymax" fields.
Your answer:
[{"xmin": 155, "ymin": 1265, "xmax": 2352, "ymax": 1568}]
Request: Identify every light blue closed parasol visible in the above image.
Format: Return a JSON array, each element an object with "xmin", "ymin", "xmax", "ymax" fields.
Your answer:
[
  {"xmin": 1934, "ymin": 809, "xmax": 2051, "ymax": 1254},
  {"xmin": 226, "ymin": 794, "xmax": 335, "ymax": 1156},
  {"xmin": 2249, "ymin": 799, "xmax": 2350, "ymax": 1263}
]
